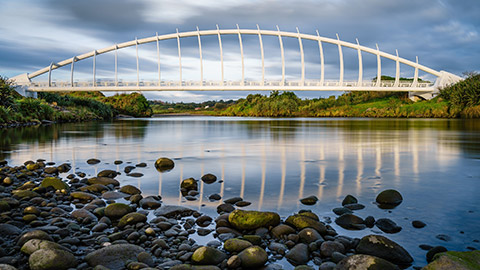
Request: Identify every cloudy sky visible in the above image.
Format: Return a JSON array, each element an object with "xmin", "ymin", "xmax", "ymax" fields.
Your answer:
[{"xmin": 0, "ymin": 0, "xmax": 479, "ymax": 102}]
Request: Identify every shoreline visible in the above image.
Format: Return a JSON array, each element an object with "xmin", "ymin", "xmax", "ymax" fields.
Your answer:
[{"xmin": 0, "ymin": 158, "xmax": 476, "ymax": 269}]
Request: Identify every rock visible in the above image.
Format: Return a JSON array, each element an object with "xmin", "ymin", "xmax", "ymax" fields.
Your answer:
[
  {"xmin": 87, "ymin": 158, "xmax": 101, "ymax": 165},
  {"xmin": 228, "ymin": 209, "xmax": 280, "ymax": 230},
  {"xmin": 124, "ymin": 166, "xmax": 135, "ymax": 174},
  {"xmin": 191, "ymin": 246, "xmax": 227, "ymax": 265},
  {"xmin": 85, "ymin": 244, "xmax": 145, "ymax": 269},
  {"xmin": 119, "ymin": 185, "xmax": 141, "ymax": 195},
  {"xmin": 209, "ymin": 194, "xmax": 221, "ymax": 201},
  {"xmin": 97, "ymin": 169, "xmax": 118, "ymax": 178},
  {"xmin": 294, "ymin": 266, "xmax": 314, "ymax": 270},
  {"xmin": 0, "ymin": 264, "xmax": 17, "ymax": 270},
  {"xmin": 436, "ymin": 234, "xmax": 451, "ymax": 242},
  {"xmin": 17, "ymin": 230, "xmax": 53, "ymax": 247},
  {"xmin": 319, "ymin": 261, "xmax": 336, "ymax": 270},
  {"xmin": 337, "ymin": 254, "xmax": 400, "ymax": 270},
  {"xmin": 102, "ymin": 191, "xmax": 129, "ymax": 200},
  {"xmin": 298, "ymin": 228, "xmax": 323, "ymax": 244},
  {"xmin": 104, "ymin": 203, "xmax": 133, "ymax": 219},
  {"xmin": 201, "ymin": 174, "xmax": 217, "ymax": 184},
  {"xmin": 320, "ymin": 241, "xmax": 345, "ymax": 257},
  {"xmin": 235, "ymin": 201, "xmax": 251, "ymax": 207},
  {"xmin": 224, "ymin": 197, "xmax": 243, "ymax": 204},
  {"xmin": 285, "ymin": 213, "xmax": 326, "ymax": 234},
  {"xmin": 375, "ymin": 189, "xmax": 403, "ymax": 208},
  {"xmin": 426, "ymin": 246, "xmax": 448, "ymax": 263},
  {"xmin": 196, "ymin": 215, "xmax": 213, "ymax": 227},
  {"xmin": 300, "ymin": 195, "xmax": 318, "ymax": 205},
  {"xmin": 224, "ymin": 238, "xmax": 253, "ymax": 253},
  {"xmin": 114, "ymin": 160, "xmax": 123, "ymax": 165},
  {"xmin": 227, "ymin": 255, "xmax": 241, "ymax": 269},
  {"xmin": 56, "ymin": 163, "xmax": 71, "ymax": 173},
  {"xmin": 375, "ymin": 218, "xmax": 402, "ymax": 233},
  {"xmin": 71, "ymin": 209, "xmax": 98, "ymax": 222},
  {"xmin": 217, "ymin": 203, "xmax": 235, "ymax": 214},
  {"xmin": 139, "ymin": 196, "xmax": 162, "ymax": 209},
  {"xmin": 29, "ymin": 248, "xmax": 77, "ymax": 270},
  {"xmin": 344, "ymin": 203, "xmax": 365, "ymax": 210},
  {"xmin": 43, "ymin": 167, "xmax": 58, "ymax": 174},
  {"xmin": 154, "ymin": 205, "xmax": 196, "ymax": 217},
  {"xmin": 412, "ymin": 220, "xmax": 426, "ymax": 228},
  {"xmin": 0, "ymin": 201, "xmax": 11, "ymax": 213},
  {"xmin": 331, "ymin": 251, "xmax": 347, "ymax": 263},
  {"xmin": 41, "ymin": 177, "xmax": 69, "ymax": 191},
  {"xmin": 356, "ymin": 234, "xmax": 413, "ymax": 266},
  {"xmin": 137, "ymin": 251, "xmax": 154, "ymax": 266},
  {"xmin": 136, "ymin": 162, "xmax": 147, "ymax": 167},
  {"xmin": 285, "ymin": 243, "xmax": 310, "ymax": 265},
  {"xmin": 364, "ymin": 216, "xmax": 375, "ymax": 228},
  {"xmin": 181, "ymin": 178, "xmax": 198, "ymax": 192},
  {"xmin": 21, "ymin": 239, "xmax": 68, "ymax": 255},
  {"xmin": 79, "ymin": 184, "xmax": 108, "ymax": 193},
  {"xmin": 12, "ymin": 190, "xmax": 40, "ymax": 199},
  {"xmin": 238, "ymin": 246, "xmax": 268, "ymax": 268},
  {"xmin": 87, "ymin": 177, "xmax": 120, "ymax": 186},
  {"xmin": 422, "ymin": 250, "xmax": 480, "ymax": 270},
  {"xmin": 127, "ymin": 172, "xmax": 143, "ymax": 177},
  {"xmin": 271, "ymin": 224, "xmax": 296, "ymax": 239},
  {"xmin": 117, "ymin": 212, "xmax": 147, "ymax": 228},
  {"xmin": 70, "ymin": 191, "xmax": 98, "ymax": 201},
  {"xmin": 0, "ymin": 224, "xmax": 21, "ymax": 236},
  {"xmin": 335, "ymin": 214, "xmax": 365, "ymax": 230},
  {"xmin": 268, "ymin": 242, "xmax": 288, "ymax": 255},
  {"xmin": 155, "ymin": 157, "xmax": 175, "ymax": 172},
  {"xmin": 342, "ymin": 194, "xmax": 358, "ymax": 206},
  {"xmin": 333, "ymin": 207, "xmax": 353, "ymax": 216}
]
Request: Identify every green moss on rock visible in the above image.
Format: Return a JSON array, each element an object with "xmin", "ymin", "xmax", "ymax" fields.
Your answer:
[
  {"xmin": 41, "ymin": 177, "xmax": 69, "ymax": 192},
  {"xmin": 228, "ymin": 209, "xmax": 280, "ymax": 230}
]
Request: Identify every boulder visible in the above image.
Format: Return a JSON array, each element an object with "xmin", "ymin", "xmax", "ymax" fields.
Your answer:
[
  {"xmin": 271, "ymin": 224, "xmax": 296, "ymax": 239},
  {"xmin": 201, "ymin": 174, "xmax": 217, "ymax": 184},
  {"xmin": 87, "ymin": 177, "xmax": 120, "ymax": 186},
  {"xmin": 320, "ymin": 241, "xmax": 345, "ymax": 257},
  {"xmin": 342, "ymin": 194, "xmax": 358, "ymax": 206},
  {"xmin": 224, "ymin": 238, "xmax": 253, "ymax": 253},
  {"xmin": 40, "ymin": 177, "xmax": 69, "ymax": 191},
  {"xmin": 285, "ymin": 243, "xmax": 310, "ymax": 265},
  {"xmin": 117, "ymin": 212, "xmax": 147, "ymax": 228},
  {"xmin": 29, "ymin": 248, "xmax": 77, "ymax": 270},
  {"xmin": 85, "ymin": 244, "xmax": 145, "ymax": 269},
  {"xmin": 356, "ymin": 234, "xmax": 413, "ymax": 266},
  {"xmin": 335, "ymin": 214, "xmax": 365, "ymax": 230},
  {"xmin": 286, "ymin": 213, "xmax": 327, "ymax": 234},
  {"xmin": 299, "ymin": 195, "xmax": 318, "ymax": 205},
  {"xmin": 422, "ymin": 250, "xmax": 480, "ymax": 270},
  {"xmin": 337, "ymin": 254, "xmax": 400, "ymax": 270},
  {"xmin": 298, "ymin": 228, "xmax": 323, "ymax": 244},
  {"xmin": 228, "ymin": 209, "xmax": 280, "ymax": 230},
  {"xmin": 17, "ymin": 230, "xmax": 53, "ymax": 247},
  {"xmin": 139, "ymin": 196, "xmax": 162, "ymax": 209},
  {"xmin": 104, "ymin": 203, "xmax": 132, "ymax": 219},
  {"xmin": 155, "ymin": 157, "xmax": 175, "ymax": 172},
  {"xmin": 21, "ymin": 239, "xmax": 68, "ymax": 255},
  {"xmin": 238, "ymin": 246, "xmax": 268, "ymax": 268},
  {"xmin": 376, "ymin": 189, "xmax": 403, "ymax": 208},
  {"xmin": 191, "ymin": 246, "xmax": 227, "ymax": 265}
]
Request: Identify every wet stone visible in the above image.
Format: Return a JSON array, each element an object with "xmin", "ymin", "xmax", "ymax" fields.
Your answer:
[
  {"xmin": 412, "ymin": 220, "xmax": 426, "ymax": 228},
  {"xmin": 375, "ymin": 218, "xmax": 402, "ymax": 234},
  {"xmin": 300, "ymin": 195, "xmax": 318, "ymax": 205}
]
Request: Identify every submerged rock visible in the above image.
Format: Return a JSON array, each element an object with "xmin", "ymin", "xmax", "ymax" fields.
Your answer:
[
  {"xmin": 228, "ymin": 209, "xmax": 280, "ymax": 230},
  {"xmin": 412, "ymin": 220, "xmax": 426, "ymax": 228},
  {"xmin": 356, "ymin": 234, "xmax": 413, "ymax": 266},
  {"xmin": 337, "ymin": 254, "xmax": 400, "ymax": 270}
]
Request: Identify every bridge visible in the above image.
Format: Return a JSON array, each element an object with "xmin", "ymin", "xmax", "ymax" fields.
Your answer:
[{"xmin": 11, "ymin": 25, "xmax": 462, "ymax": 100}]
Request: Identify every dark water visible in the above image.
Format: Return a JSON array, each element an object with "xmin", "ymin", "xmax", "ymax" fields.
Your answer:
[{"xmin": 1, "ymin": 117, "xmax": 480, "ymax": 268}]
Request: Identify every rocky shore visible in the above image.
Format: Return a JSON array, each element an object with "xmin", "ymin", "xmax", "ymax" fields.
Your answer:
[{"xmin": 0, "ymin": 158, "xmax": 478, "ymax": 270}]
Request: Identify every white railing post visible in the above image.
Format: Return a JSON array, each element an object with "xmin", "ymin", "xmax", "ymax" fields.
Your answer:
[
  {"xmin": 197, "ymin": 26, "xmax": 204, "ymax": 85},
  {"xmin": 257, "ymin": 24, "xmax": 265, "ymax": 86},
  {"xmin": 394, "ymin": 49, "xmax": 400, "ymax": 87},
  {"xmin": 136, "ymin": 38, "xmax": 140, "ymax": 87},
  {"xmin": 70, "ymin": 57, "xmax": 76, "ymax": 87},
  {"xmin": 48, "ymin": 62, "xmax": 54, "ymax": 87},
  {"xmin": 93, "ymin": 50, "xmax": 97, "ymax": 87},
  {"xmin": 412, "ymin": 56, "xmax": 419, "ymax": 87},
  {"xmin": 237, "ymin": 24, "xmax": 245, "ymax": 86},
  {"xmin": 277, "ymin": 25, "xmax": 285, "ymax": 86},
  {"xmin": 176, "ymin": 29, "xmax": 182, "ymax": 86},
  {"xmin": 297, "ymin": 27, "xmax": 305, "ymax": 86},
  {"xmin": 356, "ymin": 38, "xmax": 363, "ymax": 87},
  {"xmin": 316, "ymin": 30, "xmax": 324, "ymax": 86},
  {"xmin": 217, "ymin": 25, "xmax": 224, "ymax": 86},
  {"xmin": 376, "ymin": 44, "xmax": 381, "ymax": 87},
  {"xmin": 336, "ymin": 34, "xmax": 344, "ymax": 86},
  {"xmin": 156, "ymin": 33, "xmax": 161, "ymax": 86},
  {"xmin": 115, "ymin": 45, "xmax": 118, "ymax": 87}
]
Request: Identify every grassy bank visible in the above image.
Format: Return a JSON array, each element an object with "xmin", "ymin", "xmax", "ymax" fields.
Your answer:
[{"xmin": 0, "ymin": 76, "xmax": 152, "ymax": 127}]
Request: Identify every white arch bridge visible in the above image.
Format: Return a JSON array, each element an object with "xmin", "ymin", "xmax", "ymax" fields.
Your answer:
[{"xmin": 12, "ymin": 26, "xmax": 462, "ymax": 100}]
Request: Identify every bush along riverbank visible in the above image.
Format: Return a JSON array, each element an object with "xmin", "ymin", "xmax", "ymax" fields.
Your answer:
[
  {"xmin": 0, "ymin": 76, "xmax": 153, "ymax": 128},
  {"xmin": 0, "ymin": 158, "xmax": 479, "ymax": 269}
]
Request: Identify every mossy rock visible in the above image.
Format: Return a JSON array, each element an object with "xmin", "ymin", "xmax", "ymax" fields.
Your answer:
[
  {"xmin": 104, "ymin": 203, "xmax": 133, "ymax": 219},
  {"xmin": 12, "ymin": 190, "xmax": 40, "ymax": 199},
  {"xmin": 155, "ymin": 157, "xmax": 175, "ymax": 172},
  {"xmin": 285, "ymin": 213, "xmax": 326, "ymax": 234},
  {"xmin": 224, "ymin": 238, "xmax": 253, "ymax": 253},
  {"xmin": 423, "ymin": 250, "xmax": 480, "ymax": 270},
  {"xmin": 29, "ymin": 248, "xmax": 77, "ymax": 270},
  {"xmin": 119, "ymin": 185, "xmax": 141, "ymax": 195},
  {"xmin": 356, "ymin": 234, "xmax": 413, "ymax": 266},
  {"xmin": 26, "ymin": 163, "xmax": 40, "ymax": 171},
  {"xmin": 0, "ymin": 201, "xmax": 11, "ymax": 213},
  {"xmin": 97, "ymin": 170, "xmax": 118, "ymax": 178},
  {"xmin": 191, "ymin": 246, "xmax": 227, "ymax": 265},
  {"xmin": 337, "ymin": 254, "xmax": 400, "ymax": 270},
  {"xmin": 21, "ymin": 239, "xmax": 68, "ymax": 255},
  {"xmin": 79, "ymin": 184, "xmax": 108, "ymax": 193},
  {"xmin": 228, "ymin": 209, "xmax": 280, "ymax": 230},
  {"xmin": 17, "ymin": 230, "xmax": 53, "ymax": 247},
  {"xmin": 70, "ymin": 192, "xmax": 97, "ymax": 202},
  {"xmin": 41, "ymin": 177, "xmax": 69, "ymax": 192},
  {"xmin": 181, "ymin": 178, "xmax": 198, "ymax": 191},
  {"xmin": 238, "ymin": 246, "xmax": 268, "ymax": 268},
  {"xmin": 117, "ymin": 212, "xmax": 147, "ymax": 228}
]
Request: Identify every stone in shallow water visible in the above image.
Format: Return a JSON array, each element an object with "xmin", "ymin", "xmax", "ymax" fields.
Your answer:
[
  {"xmin": 286, "ymin": 213, "xmax": 326, "ymax": 234},
  {"xmin": 201, "ymin": 173, "xmax": 217, "ymax": 184},
  {"xmin": 335, "ymin": 214, "xmax": 365, "ymax": 230},
  {"xmin": 412, "ymin": 220, "xmax": 426, "ymax": 228},
  {"xmin": 191, "ymin": 246, "xmax": 227, "ymax": 265},
  {"xmin": 356, "ymin": 234, "xmax": 413, "ymax": 266},
  {"xmin": 375, "ymin": 189, "xmax": 403, "ymax": 208},
  {"xmin": 342, "ymin": 194, "xmax": 358, "ymax": 206},
  {"xmin": 87, "ymin": 177, "xmax": 119, "ymax": 186},
  {"xmin": 119, "ymin": 185, "xmax": 141, "ymax": 195},
  {"xmin": 426, "ymin": 246, "xmax": 448, "ymax": 263},
  {"xmin": 228, "ymin": 209, "xmax": 280, "ymax": 230},
  {"xmin": 97, "ymin": 169, "xmax": 118, "ymax": 178},
  {"xmin": 238, "ymin": 246, "xmax": 268, "ymax": 268},
  {"xmin": 375, "ymin": 218, "xmax": 402, "ymax": 234},
  {"xmin": 300, "ymin": 195, "xmax": 318, "ymax": 205},
  {"xmin": 139, "ymin": 196, "xmax": 162, "ymax": 209},
  {"xmin": 155, "ymin": 157, "xmax": 174, "ymax": 172},
  {"xmin": 423, "ymin": 250, "xmax": 480, "ymax": 269},
  {"xmin": 154, "ymin": 205, "xmax": 197, "ymax": 217},
  {"xmin": 337, "ymin": 254, "xmax": 400, "ymax": 270},
  {"xmin": 224, "ymin": 238, "xmax": 253, "ymax": 253},
  {"xmin": 86, "ymin": 158, "xmax": 101, "ymax": 165},
  {"xmin": 104, "ymin": 203, "xmax": 132, "ymax": 219},
  {"xmin": 85, "ymin": 244, "xmax": 145, "ymax": 269},
  {"xmin": 285, "ymin": 243, "xmax": 310, "ymax": 265}
]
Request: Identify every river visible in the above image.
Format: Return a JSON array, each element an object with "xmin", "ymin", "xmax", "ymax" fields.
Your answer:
[{"xmin": 1, "ymin": 117, "xmax": 479, "ymax": 268}]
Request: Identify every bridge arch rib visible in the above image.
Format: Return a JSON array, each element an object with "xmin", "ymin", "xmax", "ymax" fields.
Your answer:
[{"xmin": 12, "ymin": 26, "xmax": 462, "ymax": 97}]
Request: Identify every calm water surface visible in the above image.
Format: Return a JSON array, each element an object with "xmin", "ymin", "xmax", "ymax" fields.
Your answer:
[{"xmin": 1, "ymin": 117, "xmax": 479, "ymax": 268}]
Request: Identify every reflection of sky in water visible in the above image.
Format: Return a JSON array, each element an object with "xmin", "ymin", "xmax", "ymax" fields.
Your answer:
[{"xmin": 3, "ymin": 117, "xmax": 480, "ymax": 267}]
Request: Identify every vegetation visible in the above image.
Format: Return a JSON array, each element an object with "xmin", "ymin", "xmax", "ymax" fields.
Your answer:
[
  {"xmin": 102, "ymin": 92, "xmax": 152, "ymax": 117},
  {"xmin": 150, "ymin": 99, "xmax": 235, "ymax": 114}
]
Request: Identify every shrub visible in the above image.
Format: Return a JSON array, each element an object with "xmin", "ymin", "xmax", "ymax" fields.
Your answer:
[{"xmin": 440, "ymin": 73, "xmax": 480, "ymax": 107}]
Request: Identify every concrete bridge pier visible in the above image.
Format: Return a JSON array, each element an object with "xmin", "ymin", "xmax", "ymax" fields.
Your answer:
[
  {"xmin": 11, "ymin": 73, "xmax": 37, "ymax": 98},
  {"xmin": 409, "ymin": 71, "xmax": 462, "ymax": 101}
]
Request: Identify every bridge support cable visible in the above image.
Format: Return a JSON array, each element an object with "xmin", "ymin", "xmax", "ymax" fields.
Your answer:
[
  {"xmin": 336, "ymin": 34, "xmax": 344, "ymax": 87},
  {"xmin": 93, "ymin": 50, "xmax": 97, "ymax": 87},
  {"xmin": 257, "ymin": 25, "xmax": 265, "ymax": 85},
  {"xmin": 394, "ymin": 49, "xmax": 400, "ymax": 87},
  {"xmin": 412, "ymin": 56, "xmax": 419, "ymax": 87},
  {"xmin": 115, "ymin": 45, "xmax": 118, "ymax": 86},
  {"xmin": 196, "ymin": 27, "xmax": 204, "ymax": 85},
  {"xmin": 297, "ymin": 27, "xmax": 305, "ymax": 86},
  {"xmin": 136, "ymin": 38, "xmax": 140, "ymax": 87},
  {"xmin": 70, "ymin": 57, "xmax": 76, "ymax": 87},
  {"xmin": 216, "ymin": 25, "xmax": 224, "ymax": 86},
  {"xmin": 375, "ymin": 44, "xmax": 381, "ymax": 87},
  {"xmin": 176, "ymin": 29, "xmax": 182, "ymax": 85},
  {"xmin": 237, "ymin": 24, "xmax": 245, "ymax": 86},
  {"xmin": 316, "ymin": 30, "xmax": 325, "ymax": 86},
  {"xmin": 277, "ymin": 26, "xmax": 285, "ymax": 86},
  {"xmin": 356, "ymin": 39, "xmax": 363, "ymax": 87},
  {"xmin": 156, "ymin": 33, "xmax": 161, "ymax": 86}
]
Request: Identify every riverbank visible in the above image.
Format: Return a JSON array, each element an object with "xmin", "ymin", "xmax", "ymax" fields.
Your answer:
[{"xmin": 0, "ymin": 157, "xmax": 478, "ymax": 269}]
